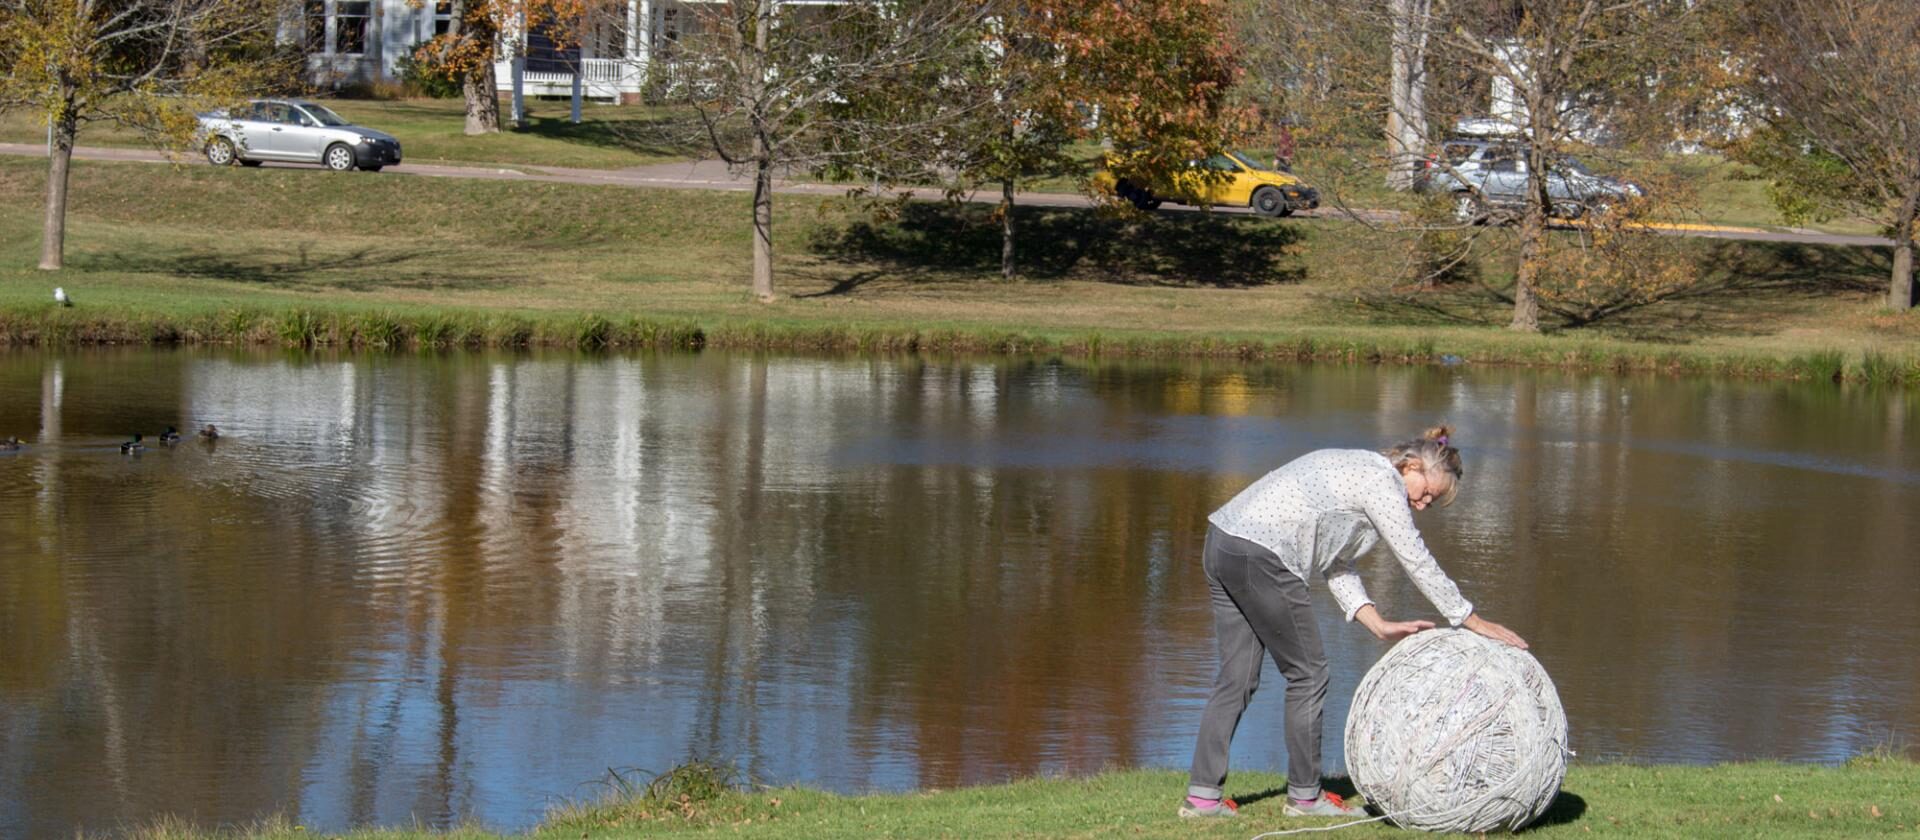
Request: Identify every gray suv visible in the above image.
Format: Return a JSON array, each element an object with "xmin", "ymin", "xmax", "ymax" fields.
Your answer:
[
  {"xmin": 1416, "ymin": 138, "xmax": 1642, "ymax": 223},
  {"xmin": 198, "ymin": 100, "xmax": 402, "ymax": 172}
]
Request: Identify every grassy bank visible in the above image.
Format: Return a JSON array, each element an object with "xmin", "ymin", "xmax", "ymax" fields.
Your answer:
[
  {"xmin": 122, "ymin": 758, "xmax": 1920, "ymax": 839},
  {"xmin": 0, "ymin": 98, "xmax": 695, "ymax": 171},
  {"xmin": 1, "ymin": 157, "xmax": 1915, "ymax": 384},
  {"xmin": 1, "ymin": 97, "xmax": 1887, "ymax": 236}
]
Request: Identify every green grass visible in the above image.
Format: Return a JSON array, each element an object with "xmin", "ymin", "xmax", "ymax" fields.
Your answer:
[
  {"xmin": 110, "ymin": 759, "xmax": 1920, "ymax": 839},
  {"xmin": 1, "ymin": 156, "xmax": 1915, "ymax": 384},
  {"xmin": 0, "ymin": 97, "xmax": 1892, "ymax": 237},
  {"xmin": 0, "ymin": 98, "xmax": 697, "ymax": 171}
]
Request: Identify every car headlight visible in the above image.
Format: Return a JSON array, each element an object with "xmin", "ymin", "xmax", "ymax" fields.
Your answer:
[
  {"xmin": 356, "ymin": 136, "xmax": 373, "ymax": 145},
  {"xmin": 1625, "ymin": 183, "xmax": 1645, "ymax": 197}
]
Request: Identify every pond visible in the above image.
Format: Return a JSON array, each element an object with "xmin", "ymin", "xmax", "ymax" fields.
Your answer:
[{"xmin": 1, "ymin": 348, "xmax": 1915, "ymax": 836}]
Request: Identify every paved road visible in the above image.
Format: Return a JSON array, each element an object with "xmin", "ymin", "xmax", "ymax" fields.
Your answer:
[{"xmin": 1, "ymin": 143, "xmax": 1893, "ymax": 249}]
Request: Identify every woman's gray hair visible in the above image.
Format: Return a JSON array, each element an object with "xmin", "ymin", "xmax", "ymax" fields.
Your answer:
[{"xmin": 1382, "ymin": 425, "xmax": 1464, "ymax": 507}]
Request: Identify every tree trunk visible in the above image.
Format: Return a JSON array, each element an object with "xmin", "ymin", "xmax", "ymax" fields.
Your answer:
[
  {"xmin": 1505, "ymin": 86, "xmax": 1551, "ymax": 331},
  {"xmin": 751, "ymin": 148, "xmax": 774, "ymax": 301},
  {"xmin": 38, "ymin": 112, "xmax": 77, "ymax": 271},
  {"xmin": 1891, "ymin": 187, "xmax": 1918, "ymax": 309},
  {"xmin": 1510, "ymin": 203, "xmax": 1544, "ymax": 331},
  {"xmin": 463, "ymin": 60, "xmax": 501, "ymax": 134},
  {"xmin": 459, "ymin": 7, "xmax": 501, "ymax": 136},
  {"xmin": 1000, "ymin": 177, "xmax": 1016, "ymax": 280},
  {"xmin": 1385, "ymin": 0, "xmax": 1430, "ymax": 191},
  {"xmin": 749, "ymin": 0, "xmax": 774, "ymax": 302}
]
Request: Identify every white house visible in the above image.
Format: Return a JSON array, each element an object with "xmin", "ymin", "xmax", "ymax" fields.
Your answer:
[{"xmin": 298, "ymin": 0, "xmax": 703, "ymax": 103}]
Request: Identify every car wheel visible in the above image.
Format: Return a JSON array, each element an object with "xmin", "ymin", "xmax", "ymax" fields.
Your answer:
[
  {"xmin": 1121, "ymin": 181, "xmax": 1160, "ymax": 212},
  {"xmin": 205, "ymin": 137, "xmax": 237, "ymax": 167},
  {"xmin": 1252, "ymin": 186, "xmax": 1287, "ymax": 218},
  {"xmin": 323, "ymin": 144, "xmax": 357, "ymax": 172},
  {"xmin": 1452, "ymin": 192, "xmax": 1486, "ymax": 224}
]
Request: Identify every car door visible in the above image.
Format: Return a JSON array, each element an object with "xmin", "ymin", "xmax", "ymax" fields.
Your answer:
[
  {"xmin": 248, "ymin": 102, "xmax": 298, "ymax": 158},
  {"xmin": 229, "ymin": 102, "xmax": 277, "ymax": 160},
  {"xmin": 1480, "ymin": 148, "xmax": 1528, "ymax": 205},
  {"xmin": 1198, "ymin": 154, "xmax": 1248, "ymax": 207},
  {"xmin": 279, "ymin": 105, "xmax": 331, "ymax": 163}
]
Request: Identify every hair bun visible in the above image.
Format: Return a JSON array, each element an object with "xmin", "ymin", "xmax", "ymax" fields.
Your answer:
[{"xmin": 1422, "ymin": 424, "xmax": 1454, "ymax": 444}]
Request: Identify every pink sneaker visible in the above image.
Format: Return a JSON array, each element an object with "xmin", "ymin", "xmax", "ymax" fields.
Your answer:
[{"xmin": 1178, "ymin": 796, "xmax": 1239, "ymax": 818}]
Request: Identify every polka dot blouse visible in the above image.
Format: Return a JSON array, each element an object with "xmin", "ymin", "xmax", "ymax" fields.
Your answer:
[{"xmin": 1208, "ymin": 448, "xmax": 1474, "ymax": 626}]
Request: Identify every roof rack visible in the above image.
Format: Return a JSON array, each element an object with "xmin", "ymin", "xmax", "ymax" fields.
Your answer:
[{"xmin": 1451, "ymin": 118, "xmax": 1525, "ymax": 138}]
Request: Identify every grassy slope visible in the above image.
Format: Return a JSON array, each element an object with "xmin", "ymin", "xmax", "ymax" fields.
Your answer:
[
  {"xmin": 0, "ymin": 97, "xmax": 1887, "ymax": 235},
  {"xmin": 0, "ymin": 98, "xmax": 694, "ymax": 171},
  {"xmin": 126, "ymin": 760, "xmax": 1920, "ymax": 839},
  {"xmin": 0, "ymin": 157, "xmax": 1914, "ymax": 381}
]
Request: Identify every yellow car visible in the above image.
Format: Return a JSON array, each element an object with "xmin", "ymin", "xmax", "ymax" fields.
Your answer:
[{"xmin": 1102, "ymin": 151, "xmax": 1320, "ymax": 217}]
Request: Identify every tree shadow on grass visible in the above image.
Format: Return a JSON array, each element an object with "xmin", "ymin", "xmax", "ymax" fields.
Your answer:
[
  {"xmin": 73, "ymin": 245, "xmax": 518, "ymax": 293},
  {"xmin": 1341, "ymin": 238, "xmax": 1892, "ymax": 341},
  {"xmin": 515, "ymin": 112, "xmax": 706, "ymax": 159},
  {"xmin": 804, "ymin": 201, "xmax": 1307, "ymax": 292}
]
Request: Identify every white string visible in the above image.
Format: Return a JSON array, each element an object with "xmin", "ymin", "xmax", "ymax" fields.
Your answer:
[{"xmin": 1248, "ymin": 815, "xmax": 1389, "ymax": 838}]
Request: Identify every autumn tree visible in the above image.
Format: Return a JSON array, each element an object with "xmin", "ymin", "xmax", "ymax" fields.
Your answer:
[
  {"xmin": 1729, "ymin": 0, "xmax": 1920, "ymax": 309},
  {"xmin": 413, "ymin": 0, "xmax": 587, "ymax": 134},
  {"xmin": 642, "ymin": 0, "xmax": 993, "ymax": 301},
  {"xmin": 0, "ymin": 0, "xmax": 292, "ymax": 270},
  {"xmin": 835, "ymin": 0, "xmax": 1245, "ymax": 281}
]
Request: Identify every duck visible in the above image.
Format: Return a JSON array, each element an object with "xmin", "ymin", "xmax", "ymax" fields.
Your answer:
[
  {"xmin": 0, "ymin": 437, "xmax": 23, "ymax": 451},
  {"xmin": 160, "ymin": 425, "xmax": 182, "ymax": 444},
  {"xmin": 121, "ymin": 434, "xmax": 145, "ymax": 454},
  {"xmin": 198, "ymin": 424, "xmax": 220, "ymax": 440}
]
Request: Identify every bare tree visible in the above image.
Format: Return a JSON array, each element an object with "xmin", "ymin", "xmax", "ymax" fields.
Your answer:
[
  {"xmin": 1236, "ymin": 0, "xmax": 1706, "ymax": 331},
  {"xmin": 1385, "ymin": 0, "xmax": 1433, "ymax": 191},
  {"xmin": 1427, "ymin": 1, "xmax": 1702, "ymax": 330},
  {"xmin": 0, "ymin": 0, "xmax": 293, "ymax": 269},
  {"xmin": 640, "ymin": 0, "xmax": 995, "ymax": 301},
  {"xmin": 1735, "ymin": 0, "xmax": 1920, "ymax": 309}
]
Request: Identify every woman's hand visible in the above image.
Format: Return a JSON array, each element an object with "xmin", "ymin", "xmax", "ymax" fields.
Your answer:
[
  {"xmin": 1463, "ymin": 613, "xmax": 1529, "ymax": 649},
  {"xmin": 1374, "ymin": 619, "xmax": 1435, "ymax": 642},
  {"xmin": 1355, "ymin": 605, "xmax": 1435, "ymax": 642}
]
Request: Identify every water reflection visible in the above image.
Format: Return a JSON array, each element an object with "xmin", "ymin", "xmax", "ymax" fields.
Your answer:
[{"xmin": 0, "ymin": 349, "xmax": 1915, "ymax": 836}]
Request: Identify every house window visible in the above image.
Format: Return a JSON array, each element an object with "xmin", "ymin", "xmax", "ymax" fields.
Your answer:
[
  {"xmin": 432, "ymin": 0, "xmax": 453, "ymax": 37},
  {"xmin": 592, "ymin": 14, "xmax": 629, "ymax": 58},
  {"xmin": 305, "ymin": 0, "xmax": 327, "ymax": 53},
  {"xmin": 334, "ymin": 1, "xmax": 370, "ymax": 55},
  {"xmin": 656, "ymin": 8, "xmax": 679, "ymax": 58}
]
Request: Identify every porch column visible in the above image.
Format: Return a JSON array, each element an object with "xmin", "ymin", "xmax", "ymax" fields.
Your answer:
[{"xmin": 636, "ymin": 0, "xmax": 652, "ymax": 69}]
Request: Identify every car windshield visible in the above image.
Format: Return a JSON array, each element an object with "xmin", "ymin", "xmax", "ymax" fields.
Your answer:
[
  {"xmin": 1559, "ymin": 157, "xmax": 1595, "ymax": 176},
  {"xmin": 1227, "ymin": 151, "xmax": 1271, "ymax": 171},
  {"xmin": 299, "ymin": 105, "xmax": 352, "ymax": 127}
]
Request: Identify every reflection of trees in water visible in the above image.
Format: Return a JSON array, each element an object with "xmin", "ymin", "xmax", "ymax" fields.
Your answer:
[{"xmin": 1, "ymin": 351, "xmax": 1918, "ymax": 836}]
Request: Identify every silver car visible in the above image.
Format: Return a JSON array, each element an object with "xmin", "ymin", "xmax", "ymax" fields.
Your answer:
[
  {"xmin": 1417, "ymin": 137, "xmax": 1643, "ymax": 223},
  {"xmin": 199, "ymin": 100, "xmax": 402, "ymax": 172}
]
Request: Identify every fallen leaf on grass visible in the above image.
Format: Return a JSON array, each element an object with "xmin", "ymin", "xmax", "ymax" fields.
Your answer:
[
  {"xmin": 1872, "ymin": 805, "xmax": 1882, "ymax": 818},
  {"xmin": 1773, "ymin": 794, "xmax": 1784, "ymax": 803}
]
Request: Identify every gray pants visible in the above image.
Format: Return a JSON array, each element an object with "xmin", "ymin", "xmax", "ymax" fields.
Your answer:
[{"xmin": 1187, "ymin": 525, "xmax": 1329, "ymax": 803}]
